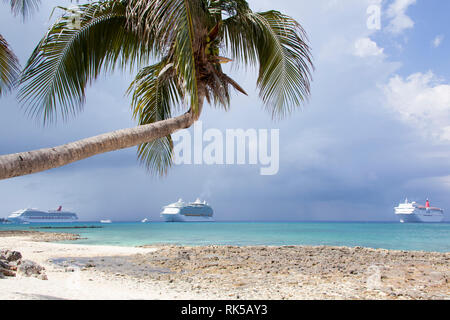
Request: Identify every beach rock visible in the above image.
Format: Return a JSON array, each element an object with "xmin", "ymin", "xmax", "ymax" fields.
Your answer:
[
  {"xmin": 0, "ymin": 260, "xmax": 11, "ymax": 269},
  {"xmin": 429, "ymin": 272, "xmax": 446, "ymax": 284},
  {"xmin": 0, "ymin": 250, "xmax": 24, "ymax": 278},
  {"xmin": 178, "ymin": 251, "xmax": 191, "ymax": 260},
  {"xmin": 0, "ymin": 249, "xmax": 49, "ymax": 280},
  {"xmin": 37, "ymin": 273, "xmax": 48, "ymax": 280},
  {"xmin": 0, "ymin": 267, "xmax": 16, "ymax": 277},
  {"xmin": 0, "ymin": 250, "xmax": 22, "ymax": 262},
  {"xmin": 17, "ymin": 260, "xmax": 47, "ymax": 279},
  {"xmin": 0, "ymin": 259, "xmax": 16, "ymax": 276}
]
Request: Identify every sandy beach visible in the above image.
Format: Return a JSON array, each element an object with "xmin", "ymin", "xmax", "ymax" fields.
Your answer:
[{"xmin": 0, "ymin": 230, "xmax": 449, "ymax": 300}]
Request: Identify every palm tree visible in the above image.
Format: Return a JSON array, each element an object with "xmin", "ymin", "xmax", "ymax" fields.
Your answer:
[
  {"xmin": 0, "ymin": 0, "xmax": 41, "ymax": 96},
  {"xmin": 0, "ymin": 0, "xmax": 313, "ymax": 180},
  {"xmin": 0, "ymin": 34, "xmax": 19, "ymax": 96}
]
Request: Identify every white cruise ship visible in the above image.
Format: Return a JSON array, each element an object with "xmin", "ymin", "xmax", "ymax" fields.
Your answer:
[
  {"xmin": 7, "ymin": 206, "xmax": 78, "ymax": 223},
  {"xmin": 394, "ymin": 198, "xmax": 444, "ymax": 223},
  {"xmin": 161, "ymin": 199, "xmax": 214, "ymax": 222}
]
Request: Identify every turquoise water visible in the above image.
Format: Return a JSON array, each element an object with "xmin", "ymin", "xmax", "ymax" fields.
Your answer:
[{"xmin": 1, "ymin": 222, "xmax": 449, "ymax": 252}]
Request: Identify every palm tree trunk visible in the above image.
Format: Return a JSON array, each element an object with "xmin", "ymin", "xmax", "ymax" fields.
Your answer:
[{"xmin": 0, "ymin": 102, "xmax": 203, "ymax": 180}]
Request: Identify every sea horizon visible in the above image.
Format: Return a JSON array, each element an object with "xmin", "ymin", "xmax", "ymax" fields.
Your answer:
[
  {"xmin": 2, "ymin": 221, "xmax": 449, "ymax": 253},
  {"xmin": 75, "ymin": 220, "xmax": 450, "ymax": 223}
]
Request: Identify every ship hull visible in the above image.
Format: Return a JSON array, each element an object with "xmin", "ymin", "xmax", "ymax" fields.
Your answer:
[
  {"xmin": 10, "ymin": 219, "xmax": 78, "ymax": 223},
  {"xmin": 395, "ymin": 208, "xmax": 444, "ymax": 223},
  {"xmin": 8, "ymin": 217, "xmax": 78, "ymax": 223},
  {"xmin": 161, "ymin": 213, "xmax": 214, "ymax": 222},
  {"xmin": 396, "ymin": 213, "xmax": 444, "ymax": 223}
]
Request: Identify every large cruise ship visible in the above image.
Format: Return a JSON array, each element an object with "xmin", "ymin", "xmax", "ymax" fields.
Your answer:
[
  {"xmin": 394, "ymin": 198, "xmax": 444, "ymax": 223},
  {"xmin": 7, "ymin": 206, "xmax": 78, "ymax": 223},
  {"xmin": 161, "ymin": 199, "xmax": 214, "ymax": 222}
]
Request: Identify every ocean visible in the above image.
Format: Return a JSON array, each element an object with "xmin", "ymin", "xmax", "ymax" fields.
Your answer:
[{"xmin": 1, "ymin": 222, "xmax": 449, "ymax": 252}]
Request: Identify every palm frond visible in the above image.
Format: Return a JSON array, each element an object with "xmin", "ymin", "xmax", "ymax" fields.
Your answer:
[
  {"xmin": 127, "ymin": 0, "xmax": 206, "ymax": 114},
  {"xmin": 137, "ymin": 135, "xmax": 174, "ymax": 177},
  {"xmin": 128, "ymin": 61, "xmax": 181, "ymax": 122},
  {"xmin": 18, "ymin": 1, "xmax": 150, "ymax": 123},
  {"xmin": 5, "ymin": 0, "xmax": 41, "ymax": 20},
  {"xmin": 0, "ymin": 35, "xmax": 20, "ymax": 97},
  {"xmin": 222, "ymin": 7, "xmax": 314, "ymax": 118},
  {"xmin": 127, "ymin": 61, "xmax": 182, "ymax": 176}
]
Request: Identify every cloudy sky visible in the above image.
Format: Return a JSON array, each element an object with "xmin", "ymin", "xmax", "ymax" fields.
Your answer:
[{"xmin": 1, "ymin": 0, "xmax": 449, "ymax": 222}]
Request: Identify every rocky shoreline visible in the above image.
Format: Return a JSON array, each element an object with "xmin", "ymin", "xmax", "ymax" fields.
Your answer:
[
  {"xmin": 0, "ymin": 230, "xmax": 449, "ymax": 299},
  {"xmin": 0, "ymin": 250, "xmax": 47, "ymax": 280},
  {"xmin": 54, "ymin": 245, "xmax": 450, "ymax": 300},
  {"xmin": 0, "ymin": 230, "xmax": 82, "ymax": 242}
]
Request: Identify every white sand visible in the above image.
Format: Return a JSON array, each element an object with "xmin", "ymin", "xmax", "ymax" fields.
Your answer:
[
  {"xmin": 2, "ymin": 236, "xmax": 448, "ymax": 300},
  {"xmin": 0, "ymin": 236, "xmax": 209, "ymax": 300}
]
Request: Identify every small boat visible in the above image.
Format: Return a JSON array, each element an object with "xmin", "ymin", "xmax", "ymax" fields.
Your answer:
[
  {"xmin": 141, "ymin": 218, "xmax": 149, "ymax": 223},
  {"xmin": 100, "ymin": 219, "xmax": 112, "ymax": 224}
]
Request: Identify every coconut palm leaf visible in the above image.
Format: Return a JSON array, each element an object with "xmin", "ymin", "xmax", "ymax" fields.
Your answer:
[
  {"xmin": 127, "ymin": 0, "xmax": 205, "ymax": 115},
  {"xmin": 128, "ymin": 61, "xmax": 182, "ymax": 122},
  {"xmin": 0, "ymin": 35, "xmax": 20, "ymax": 96},
  {"xmin": 5, "ymin": 0, "xmax": 41, "ymax": 20},
  {"xmin": 18, "ymin": 1, "xmax": 150, "ymax": 123},
  {"xmin": 127, "ymin": 61, "xmax": 182, "ymax": 175},
  {"xmin": 125, "ymin": 0, "xmax": 211, "ymax": 174},
  {"xmin": 136, "ymin": 135, "xmax": 174, "ymax": 177},
  {"xmin": 0, "ymin": 0, "xmax": 42, "ymax": 96},
  {"xmin": 222, "ymin": 6, "xmax": 313, "ymax": 118}
]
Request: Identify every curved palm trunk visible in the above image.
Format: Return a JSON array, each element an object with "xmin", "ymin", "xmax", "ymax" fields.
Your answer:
[{"xmin": 0, "ymin": 100, "xmax": 203, "ymax": 180}]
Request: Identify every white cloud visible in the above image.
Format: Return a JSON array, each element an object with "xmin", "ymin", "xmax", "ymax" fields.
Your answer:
[
  {"xmin": 383, "ymin": 72, "xmax": 450, "ymax": 141},
  {"xmin": 433, "ymin": 35, "xmax": 444, "ymax": 48},
  {"xmin": 386, "ymin": 0, "xmax": 416, "ymax": 35},
  {"xmin": 354, "ymin": 37, "xmax": 384, "ymax": 57}
]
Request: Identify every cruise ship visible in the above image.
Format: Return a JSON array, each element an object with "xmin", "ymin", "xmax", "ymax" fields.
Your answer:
[
  {"xmin": 0, "ymin": 218, "xmax": 11, "ymax": 224},
  {"xmin": 7, "ymin": 206, "xmax": 78, "ymax": 223},
  {"xmin": 394, "ymin": 198, "xmax": 444, "ymax": 223},
  {"xmin": 161, "ymin": 199, "xmax": 214, "ymax": 222}
]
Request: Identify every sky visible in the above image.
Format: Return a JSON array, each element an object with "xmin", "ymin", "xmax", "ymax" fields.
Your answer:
[{"xmin": 0, "ymin": 0, "xmax": 449, "ymax": 222}]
